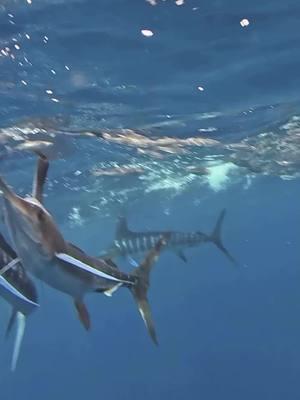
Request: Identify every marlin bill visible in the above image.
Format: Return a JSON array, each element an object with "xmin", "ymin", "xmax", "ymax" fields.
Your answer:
[
  {"xmin": 0, "ymin": 156, "xmax": 168, "ymax": 345},
  {"xmin": 0, "ymin": 231, "xmax": 39, "ymax": 371},
  {"xmin": 100, "ymin": 211, "xmax": 237, "ymax": 266}
]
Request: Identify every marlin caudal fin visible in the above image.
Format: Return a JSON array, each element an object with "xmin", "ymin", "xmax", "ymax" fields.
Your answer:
[
  {"xmin": 129, "ymin": 235, "xmax": 169, "ymax": 345},
  {"xmin": 11, "ymin": 311, "xmax": 26, "ymax": 372},
  {"xmin": 210, "ymin": 209, "xmax": 238, "ymax": 266},
  {"xmin": 32, "ymin": 156, "xmax": 49, "ymax": 203}
]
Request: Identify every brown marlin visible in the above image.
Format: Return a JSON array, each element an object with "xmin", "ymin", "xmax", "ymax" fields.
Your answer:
[{"xmin": 0, "ymin": 156, "xmax": 168, "ymax": 344}]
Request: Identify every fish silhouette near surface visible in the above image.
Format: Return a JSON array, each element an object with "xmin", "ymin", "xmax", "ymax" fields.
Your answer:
[
  {"xmin": 100, "ymin": 211, "xmax": 237, "ymax": 266},
  {"xmin": 0, "ymin": 156, "xmax": 168, "ymax": 345},
  {"xmin": 0, "ymin": 232, "xmax": 39, "ymax": 371}
]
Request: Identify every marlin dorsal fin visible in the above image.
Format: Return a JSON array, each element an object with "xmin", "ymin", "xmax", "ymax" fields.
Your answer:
[
  {"xmin": 32, "ymin": 156, "xmax": 49, "ymax": 203},
  {"xmin": 116, "ymin": 216, "xmax": 131, "ymax": 239}
]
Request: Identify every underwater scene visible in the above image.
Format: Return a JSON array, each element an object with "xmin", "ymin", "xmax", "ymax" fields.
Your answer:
[{"xmin": 0, "ymin": 0, "xmax": 300, "ymax": 399}]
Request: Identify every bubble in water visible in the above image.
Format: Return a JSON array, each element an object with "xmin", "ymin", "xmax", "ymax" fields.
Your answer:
[
  {"xmin": 141, "ymin": 29, "xmax": 154, "ymax": 37},
  {"xmin": 240, "ymin": 18, "xmax": 250, "ymax": 27}
]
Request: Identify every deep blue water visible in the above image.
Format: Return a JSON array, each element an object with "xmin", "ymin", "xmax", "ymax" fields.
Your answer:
[{"xmin": 0, "ymin": 0, "xmax": 300, "ymax": 399}]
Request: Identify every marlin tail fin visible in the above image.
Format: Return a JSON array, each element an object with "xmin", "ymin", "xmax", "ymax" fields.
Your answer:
[
  {"xmin": 129, "ymin": 235, "xmax": 168, "ymax": 345},
  {"xmin": 210, "ymin": 209, "xmax": 238, "ymax": 266}
]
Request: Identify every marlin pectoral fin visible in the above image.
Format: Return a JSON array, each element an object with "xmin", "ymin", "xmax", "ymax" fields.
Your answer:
[
  {"xmin": 0, "ymin": 275, "xmax": 39, "ymax": 308},
  {"xmin": 0, "ymin": 257, "xmax": 21, "ymax": 276},
  {"xmin": 55, "ymin": 252, "xmax": 130, "ymax": 283},
  {"xmin": 74, "ymin": 300, "xmax": 91, "ymax": 330},
  {"xmin": 11, "ymin": 312, "xmax": 26, "ymax": 372},
  {"xmin": 175, "ymin": 250, "xmax": 188, "ymax": 263}
]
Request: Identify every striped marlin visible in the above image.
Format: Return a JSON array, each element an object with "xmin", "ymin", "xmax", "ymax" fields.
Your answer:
[
  {"xmin": 0, "ymin": 232, "xmax": 39, "ymax": 371},
  {"xmin": 100, "ymin": 211, "xmax": 237, "ymax": 266},
  {"xmin": 0, "ymin": 156, "xmax": 168, "ymax": 344}
]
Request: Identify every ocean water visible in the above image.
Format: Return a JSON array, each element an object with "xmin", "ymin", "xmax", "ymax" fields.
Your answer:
[{"xmin": 0, "ymin": 0, "xmax": 300, "ymax": 399}]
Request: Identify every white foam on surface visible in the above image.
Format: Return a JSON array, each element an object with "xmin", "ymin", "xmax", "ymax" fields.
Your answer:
[{"xmin": 205, "ymin": 162, "xmax": 239, "ymax": 191}]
